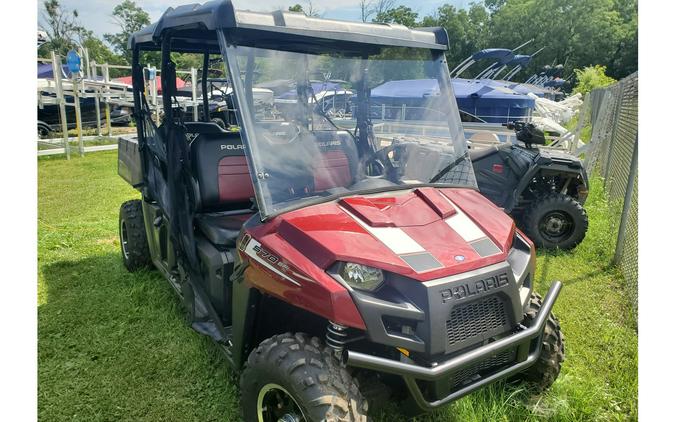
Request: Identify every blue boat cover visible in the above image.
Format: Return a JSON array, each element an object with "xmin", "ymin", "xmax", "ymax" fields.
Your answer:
[
  {"xmin": 507, "ymin": 54, "xmax": 532, "ymax": 67},
  {"xmin": 38, "ymin": 63, "xmax": 70, "ymax": 79},
  {"xmin": 543, "ymin": 78, "xmax": 566, "ymax": 88},
  {"xmin": 471, "ymin": 48, "xmax": 514, "ymax": 64},
  {"xmin": 370, "ymin": 79, "xmax": 440, "ymax": 99},
  {"xmin": 368, "ymin": 78, "xmax": 535, "ymax": 123}
]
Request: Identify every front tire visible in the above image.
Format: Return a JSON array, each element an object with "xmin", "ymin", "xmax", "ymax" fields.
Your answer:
[
  {"xmin": 517, "ymin": 293, "xmax": 565, "ymax": 390},
  {"xmin": 119, "ymin": 200, "xmax": 152, "ymax": 272},
  {"xmin": 523, "ymin": 193, "xmax": 588, "ymax": 250},
  {"xmin": 241, "ymin": 333, "xmax": 368, "ymax": 421}
]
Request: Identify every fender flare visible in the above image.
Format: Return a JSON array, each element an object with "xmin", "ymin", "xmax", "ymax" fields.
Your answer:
[{"xmin": 506, "ymin": 163, "xmax": 588, "ymax": 212}]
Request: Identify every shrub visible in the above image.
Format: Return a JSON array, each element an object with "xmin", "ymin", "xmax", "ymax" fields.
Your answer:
[{"xmin": 573, "ymin": 65, "xmax": 617, "ymax": 95}]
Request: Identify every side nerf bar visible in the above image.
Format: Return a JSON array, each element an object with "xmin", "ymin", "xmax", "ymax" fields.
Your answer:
[{"xmin": 345, "ymin": 280, "xmax": 562, "ymax": 410}]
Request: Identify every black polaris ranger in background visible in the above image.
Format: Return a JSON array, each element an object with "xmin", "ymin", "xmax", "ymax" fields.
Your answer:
[{"xmin": 471, "ymin": 122, "xmax": 589, "ymax": 250}]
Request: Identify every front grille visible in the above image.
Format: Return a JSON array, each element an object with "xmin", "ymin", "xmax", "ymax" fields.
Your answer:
[
  {"xmin": 446, "ymin": 296, "xmax": 508, "ymax": 346},
  {"xmin": 449, "ymin": 348, "xmax": 516, "ymax": 389}
]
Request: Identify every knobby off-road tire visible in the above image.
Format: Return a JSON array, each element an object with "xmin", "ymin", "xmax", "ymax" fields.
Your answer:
[
  {"xmin": 517, "ymin": 292, "xmax": 565, "ymax": 390},
  {"xmin": 523, "ymin": 193, "xmax": 588, "ymax": 250},
  {"xmin": 240, "ymin": 332, "xmax": 369, "ymax": 421},
  {"xmin": 119, "ymin": 200, "xmax": 152, "ymax": 272}
]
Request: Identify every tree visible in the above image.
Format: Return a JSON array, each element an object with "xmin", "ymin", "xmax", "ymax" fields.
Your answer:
[
  {"xmin": 39, "ymin": 0, "xmax": 87, "ymax": 56},
  {"xmin": 305, "ymin": 1, "xmax": 321, "ymax": 17},
  {"xmin": 483, "ymin": 0, "xmax": 506, "ymax": 13},
  {"xmin": 104, "ymin": 0, "xmax": 150, "ymax": 64},
  {"xmin": 78, "ymin": 29, "xmax": 127, "ymax": 77},
  {"xmin": 485, "ymin": 0, "xmax": 636, "ymax": 80},
  {"xmin": 359, "ymin": 0, "xmax": 374, "ymax": 22},
  {"xmin": 370, "ymin": 0, "xmax": 396, "ymax": 19},
  {"xmin": 420, "ymin": 3, "xmax": 490, "ymax": 73},
  {"xmin": 288, "ymin": 1, "xmax": 320, "ymax": 17},
  {"xmin": 373, "ymin": 5, "xmax": 418, "ymax": 27}
]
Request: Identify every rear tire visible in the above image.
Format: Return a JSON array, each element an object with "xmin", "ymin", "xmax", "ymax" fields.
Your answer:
[
  {"xmin": 119, "ymin": 200, "xmax": 152, "ymax": 272},
  {"xmin": 240, "ymin": 332, "xmax": 368, "ymax": 421},
  {"xmin": 523, "ymin": 193, "xmax": 588, "ymax": 250},
  {"xmin": 38, "ymin": 122, "xmax": 51, "ymax": 139},
  {"xmin": 516, "ymin": 293, "xmax": 565, "ymax": 390}
]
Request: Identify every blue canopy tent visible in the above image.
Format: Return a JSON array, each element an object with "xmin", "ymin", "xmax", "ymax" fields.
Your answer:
[{"xmin": 368, "ymin": 78, "xmax": 535, "ymax": 124}]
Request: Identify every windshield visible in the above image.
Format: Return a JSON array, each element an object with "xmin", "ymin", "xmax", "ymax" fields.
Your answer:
[{"xmin": 222, "ymin": 42, "xmax": 477, "ymax": 219}]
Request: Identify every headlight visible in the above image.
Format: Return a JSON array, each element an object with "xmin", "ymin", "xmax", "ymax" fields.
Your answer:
[{"xmin": 339, "ymin": 262, "xmax": 384, "ymax": 291}]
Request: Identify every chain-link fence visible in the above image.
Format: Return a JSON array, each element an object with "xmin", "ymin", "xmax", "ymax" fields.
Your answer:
[{"xmin": 583, "ymin": 72, "xmax": 638, "ymax": 313}]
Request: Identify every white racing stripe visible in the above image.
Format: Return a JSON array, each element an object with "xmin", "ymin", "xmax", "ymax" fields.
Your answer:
[
  {"xmin": 441, "ymin": 194, "xmax": 487, "ymax": 242},
  {"xmin": 342, "ymin": 208, "xmax": 425, "ymax": 255}
]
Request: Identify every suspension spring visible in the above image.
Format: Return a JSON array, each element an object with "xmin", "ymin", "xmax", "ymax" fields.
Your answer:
[{"xmin": 326, "ymin": 321, "xmax": 349, "ymax": 354}]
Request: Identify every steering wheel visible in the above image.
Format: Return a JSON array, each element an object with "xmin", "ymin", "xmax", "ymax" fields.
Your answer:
[{"xmin": 359, "ymin": 143, "xmax": 399, "ymax": 179}]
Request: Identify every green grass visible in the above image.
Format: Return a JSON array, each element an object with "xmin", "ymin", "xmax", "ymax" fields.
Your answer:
[{"xmin": 38, "ymin": 151, "xmax": 637, "ymax": 421}]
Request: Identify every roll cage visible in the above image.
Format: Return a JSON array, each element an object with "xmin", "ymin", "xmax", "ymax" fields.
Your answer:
[{"xmin": 127, "ymin": 0, "xmax": 459, "ymax": 350}]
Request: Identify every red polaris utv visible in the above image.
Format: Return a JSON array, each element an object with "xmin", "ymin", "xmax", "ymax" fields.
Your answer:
[{"xmin": 118, "ymin": 2, "xmax": 564, "ymax": 420}]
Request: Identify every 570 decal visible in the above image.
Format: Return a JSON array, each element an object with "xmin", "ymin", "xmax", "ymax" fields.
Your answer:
[
  {"xmin": 252, "ymin": 244, "xmax": 290, "ymax": 272},
  {"xmin": 242, "ymin": 235, "xmax": 304, "ymax": 286}
]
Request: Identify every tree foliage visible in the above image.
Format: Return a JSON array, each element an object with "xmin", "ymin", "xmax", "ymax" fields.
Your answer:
[
  {"xmin": 37, "ymin": 0, "xmax": 637, "ymax": 84},
  {"xmin": 373, "ymin": 6, "xmax": 418, "ymax": 27},
  {"xmin": 39, "ymin": 0, "xmax": 87, "ymax": 56},
  {"xmin": 485, "ymin": 0, "xmax": 636, "ymax": 80},
  {"xmin": 104, "ymin": 0, "xmax": 150, "ymax": 64},
  {"xmin": 369, "ymin": 0, "xmax": 637, "ymax": 81},
  {"xmin": 288, "ymin": 1, "xmax": 320, "ymax": 17},
  {"xmin": 421, "ymin": 4, "xmax": 490, "ymax": 74}
]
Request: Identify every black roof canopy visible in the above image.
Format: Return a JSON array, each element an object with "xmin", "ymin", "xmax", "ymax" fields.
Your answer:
[{"xmin": 129, "ymin": 0, "xmax": 449, "ymax": 54}]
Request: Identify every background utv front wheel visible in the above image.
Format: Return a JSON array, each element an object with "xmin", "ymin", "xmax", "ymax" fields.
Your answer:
[
  {"xmin": 523, "ymin": 193, "xmax": 588, "ymax": 250},
  {"xmin": 241, "ymin": 333, "xmax": 368, "ymax": 422},
  {"xmin": 516, "ymin": 293, "xmax": 565, "ymax": 390},
  {"xmin": 119, "ymin": 200, "xmax": 151, "ymax": 272}
]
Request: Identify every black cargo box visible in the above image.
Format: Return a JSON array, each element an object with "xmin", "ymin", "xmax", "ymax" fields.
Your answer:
[{"xmin": 118, "ymin": 136, "xmax": 143, "ymax": 188}]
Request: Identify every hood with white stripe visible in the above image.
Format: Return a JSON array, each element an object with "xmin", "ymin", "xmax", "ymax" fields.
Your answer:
[{"xmin": 274, "ymin": 187, "xmax": 516, "ymax": 282}]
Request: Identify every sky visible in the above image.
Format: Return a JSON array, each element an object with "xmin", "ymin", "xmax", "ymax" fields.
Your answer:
[{"xmin": 38, "ymin": 0, "xmax": 468, "ymax": 39}]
